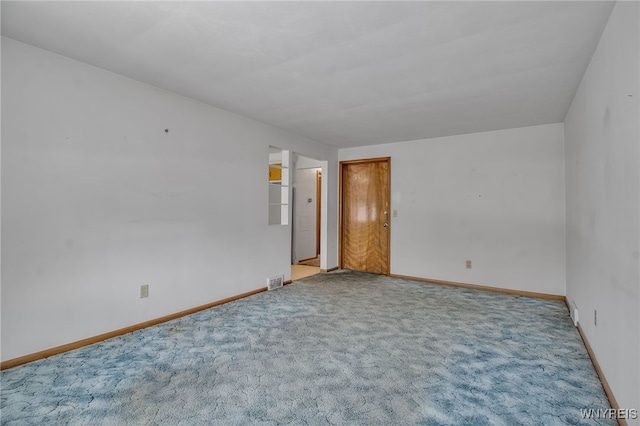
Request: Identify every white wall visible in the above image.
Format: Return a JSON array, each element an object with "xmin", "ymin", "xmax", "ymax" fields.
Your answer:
[
  {"xmin": 0, "ymin": 38, "xmax": 339, "ymax": 362},
  {"xmin": 564, "ymin": 1, "xmax": 639, "ymax": 414},
  {"xmin": 294, "ymin": 154, "xmax": 323, "ymax": 170},
  {"xmin": 340, "ymin": 124, "xmax": 566, "ymax": 295}
]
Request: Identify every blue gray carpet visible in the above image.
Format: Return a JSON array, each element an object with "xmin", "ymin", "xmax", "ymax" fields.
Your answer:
[{"xmin": 1, "ymin": 271, "xmax": 612, "ymax": 425}]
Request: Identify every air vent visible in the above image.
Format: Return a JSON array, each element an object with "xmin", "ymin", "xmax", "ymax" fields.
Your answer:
[
  {"xmin": 267, "ymin": 275, "xmax": 284, "ymax": 291},
  {"xmin": 570, "ymin": 301, "xmax": 579, "ymax": 327}
]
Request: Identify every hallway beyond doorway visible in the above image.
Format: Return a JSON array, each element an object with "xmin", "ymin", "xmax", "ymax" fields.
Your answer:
[{"xmin": 291, "ymin": 264, "xmax": 320, "ymax": 281}]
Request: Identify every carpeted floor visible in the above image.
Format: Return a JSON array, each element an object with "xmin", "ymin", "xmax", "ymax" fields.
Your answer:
[{"xmin": 1, "ymin": 271, "xmax": 613, "ymax": 425}]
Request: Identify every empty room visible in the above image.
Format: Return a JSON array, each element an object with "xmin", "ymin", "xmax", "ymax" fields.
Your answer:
[{"xmin": 1, "ymin": 1, "xmax": 638, "ymax": 425}]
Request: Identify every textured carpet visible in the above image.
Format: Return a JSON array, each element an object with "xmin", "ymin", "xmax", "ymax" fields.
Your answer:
[{"xmin": 1, "ymin": 271, "xmax": 613, "ymax": 425}]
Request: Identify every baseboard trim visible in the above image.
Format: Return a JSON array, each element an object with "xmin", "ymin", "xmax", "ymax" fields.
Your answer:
[
  {"xmin": 572, "ymin": 316, "xmax": 625, "ymax": 426},
  {"xmin": 283, "ymin": 280, "xmax": 293, "ymax": 286},
  {"xmin": 390, "ymin": 274, "xmax": 565, "ymax": 300},
  {"xmin": 321, "ymin": 267, "xmax": 340, "ymax": 273},
  {"xmin": 0, "ymin": 286, "xmax": 268, "ymax": 371}
]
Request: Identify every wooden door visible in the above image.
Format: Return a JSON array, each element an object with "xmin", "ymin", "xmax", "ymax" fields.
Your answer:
[{"xmin": 340, "ymin": 158, "xmax": 390, "ymax": 275}]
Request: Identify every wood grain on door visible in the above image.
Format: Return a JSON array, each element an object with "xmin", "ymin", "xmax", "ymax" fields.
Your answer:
[{"xmin": 340, "ymin": 158, "xmax": 390, "ymax": 275}]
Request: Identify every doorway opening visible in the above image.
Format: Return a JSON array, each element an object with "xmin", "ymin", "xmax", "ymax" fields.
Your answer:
[{"xmin": 291, "ymin": 154, "xmax": 324, "ymax": 280}]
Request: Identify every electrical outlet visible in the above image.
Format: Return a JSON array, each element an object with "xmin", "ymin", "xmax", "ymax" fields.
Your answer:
[
  {"xmin": 594, "ymin": 309, "xmax": 597, "ymax": 326},
  {"xmin": 465, "ymin": 260, "xmax": 472, "ymax": 269},
  {"xmin": 140, "ymin": 285, "xmax": 149, "ymax": 298}
]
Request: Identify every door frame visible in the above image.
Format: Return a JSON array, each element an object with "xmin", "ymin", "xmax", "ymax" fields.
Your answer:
[
  {"xmin": 316, "ymin": 169, "xmax": 322, "ymax": 257},
  {"xmin": 339, "ymin": 157, "xmax": 391, "ymax": 275}
]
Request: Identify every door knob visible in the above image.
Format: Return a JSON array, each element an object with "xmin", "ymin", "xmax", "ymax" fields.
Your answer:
[{"xmin": 383, "ymin": 222, "xmax": 388, "ymax": 227}]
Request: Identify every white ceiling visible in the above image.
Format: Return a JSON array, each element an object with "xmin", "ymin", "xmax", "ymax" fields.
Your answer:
[{"xmin": 1, "ymin": 1, "xmax": 614, "ymax": 148}]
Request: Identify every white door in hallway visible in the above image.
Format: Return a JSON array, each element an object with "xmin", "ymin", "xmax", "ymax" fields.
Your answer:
[{"xmin": 293, "ymin": 168, "xmax": 319, "ymax": 262}]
